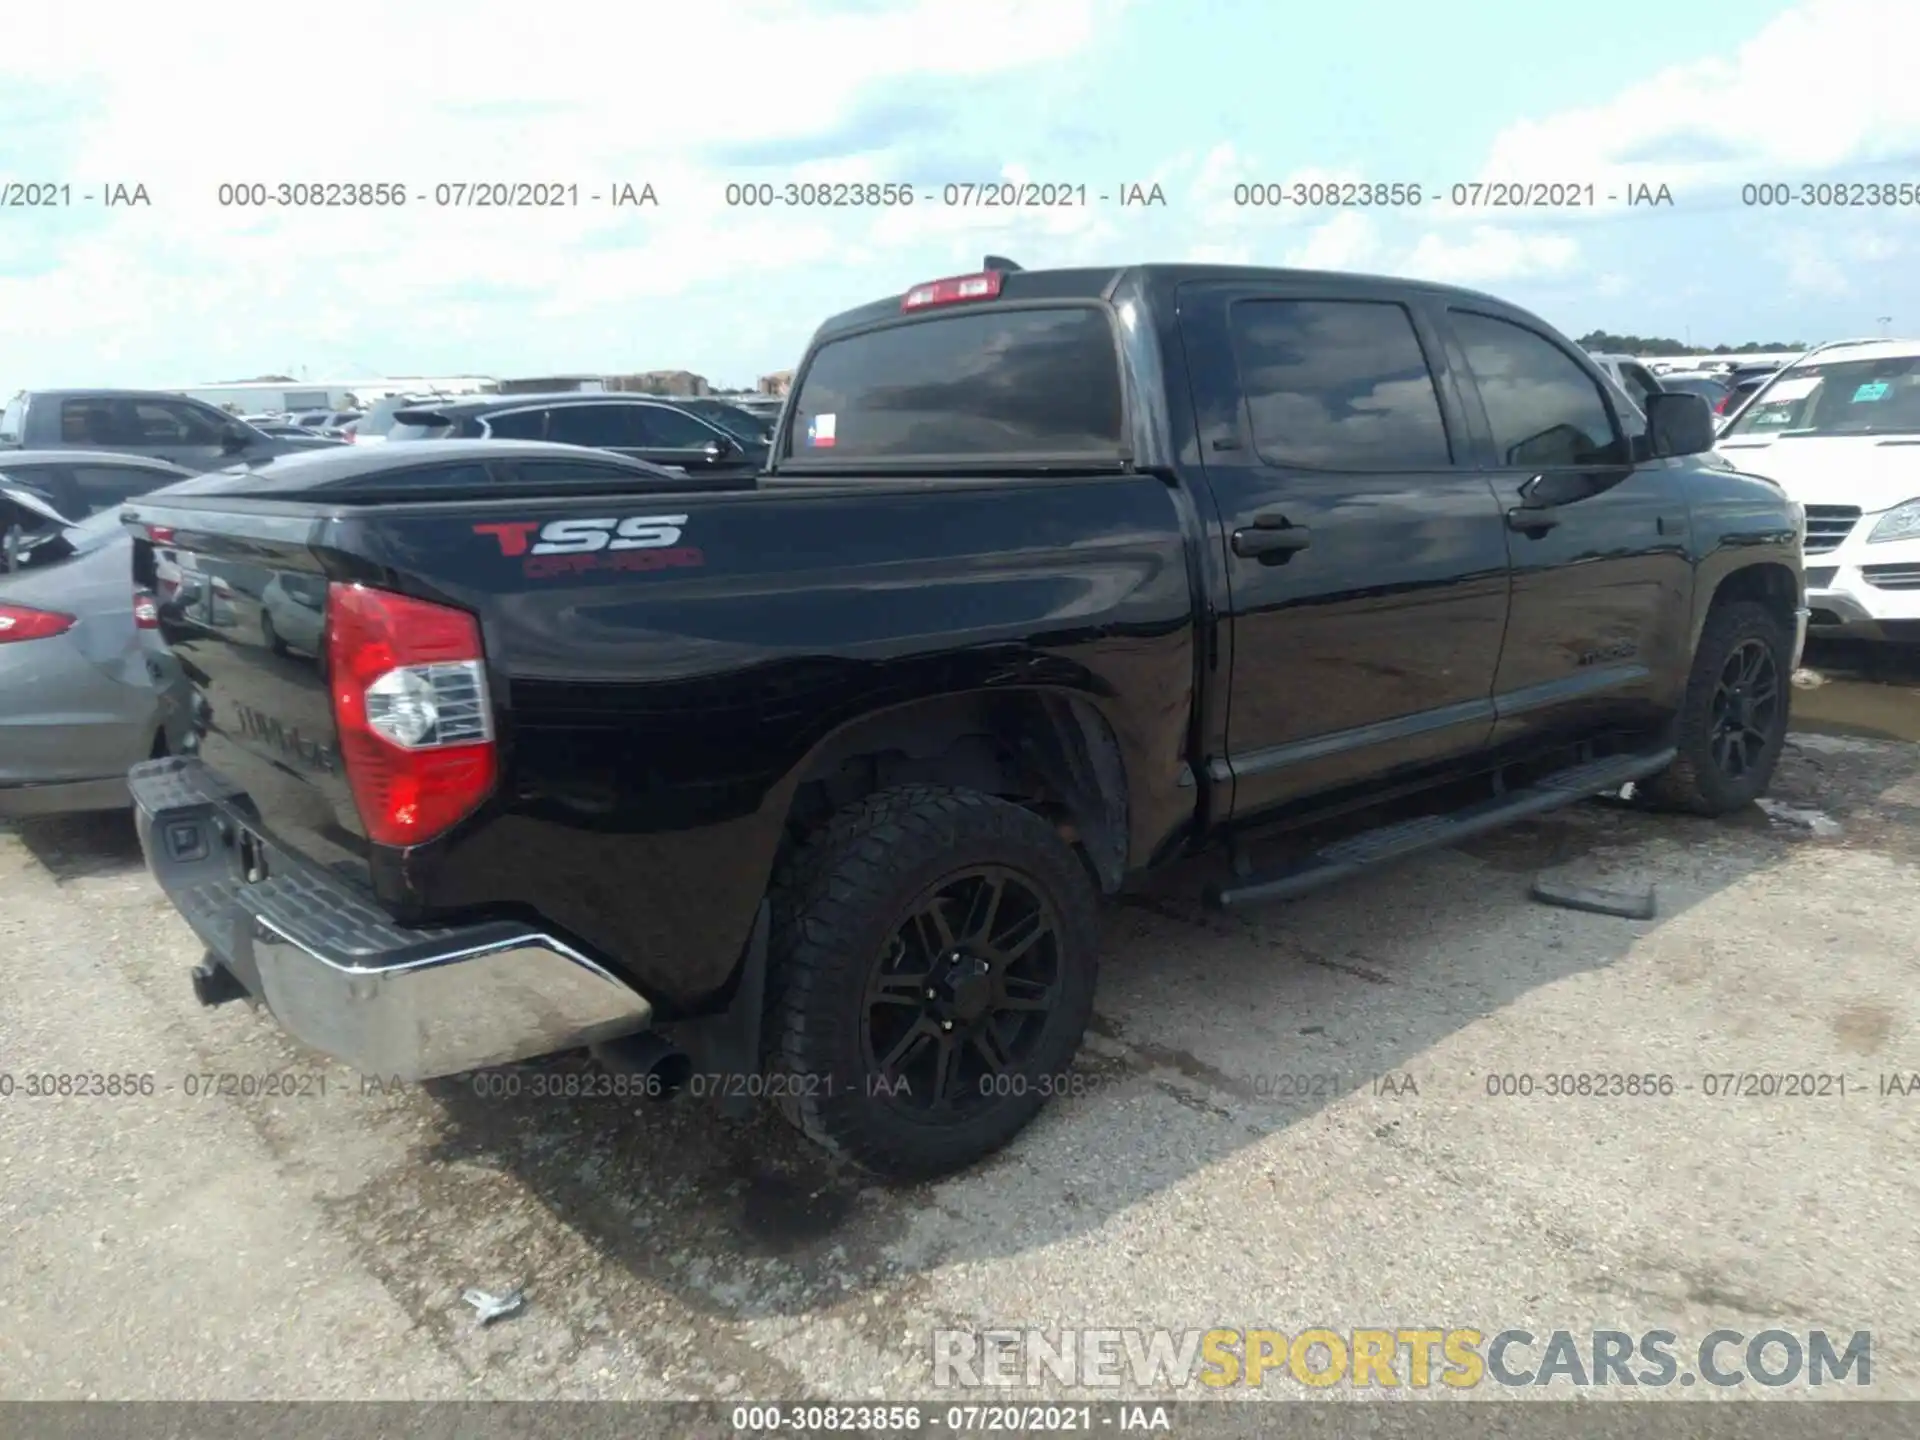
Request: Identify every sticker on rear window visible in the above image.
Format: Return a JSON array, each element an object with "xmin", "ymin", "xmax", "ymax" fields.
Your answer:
[
  {"xmin": 806, "ymin": 413, "xmax": 837, "ymax": 447},
  {"xmin": 1851, "ymin": 381, "xmax": 1891, "ymax": 402}
]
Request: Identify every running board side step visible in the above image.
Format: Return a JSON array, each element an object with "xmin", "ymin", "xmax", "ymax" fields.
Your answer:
[{"xmin": 1206, "ymin": 748, "xmax": 1675, "ymax": 911}]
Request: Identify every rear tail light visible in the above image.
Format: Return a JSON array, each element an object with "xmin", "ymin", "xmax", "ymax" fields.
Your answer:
[
  {"xmin": 133, "ymin": 590, "xmax": 159, "ymax": 629},
  {"xmin": 324, "ymin": 582, "xmax": 496, "ymax": 848},
  {"xmin": 902, "ymin": 270, "xmax": 1004, "ymax": 310},
  {"xmin": 1714, "ymin": 395, "xmax": 1731, "ymax": 414},
  {"xmin": 0, "ymin": 604, "xmax": 76, "ymax": 643}
]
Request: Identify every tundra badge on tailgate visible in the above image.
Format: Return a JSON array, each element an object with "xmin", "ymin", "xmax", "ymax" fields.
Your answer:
[{"xmin": 472, "ymin": 515, "xmax": 705, "ymax": 579}]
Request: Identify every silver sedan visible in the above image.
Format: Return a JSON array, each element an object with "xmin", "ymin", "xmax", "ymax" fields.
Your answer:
[{"xmin": 0, "ymin": 481, "xmax": 192, "ymax": 816}]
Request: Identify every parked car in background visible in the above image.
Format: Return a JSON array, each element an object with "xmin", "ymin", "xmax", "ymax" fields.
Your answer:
[
  {"xmin": 384, "ymin": 392, "xmax": 767, "ymax": 476},
  {"xmin": 0, "ymin": 483, "xmax": 191, "ymax": 817},
  {"xmin": 0, "ymin": 450, "xmax": 194, "ymax": 524},
  {"xmin": 1589, "ymin": 353, "xmax": 1666, "ymax": 412},
  {"xmin": 1715, "ymin": 337, "xmax": 1920, "ymax": 643},
  {"xmin": 1715, "ymin": 372, "xmax": 1775, "ymax": 419},
  {"xmin": 253, "ymin": 422, "xmax": 327, "ymax": 439},
  {"xmin": 291, "ymin": 409, "xmax": 364, "ymax": 439},
  {"xmin": 346, "ymin": 394, "xmax": 441, "ymax": 445},
  {"xmin": 0, "ymin": 390, "xmax": 341, "ymax": 473},
  {"xmin": 1657, "ymin": 372, "xmax": 1732, "ymax": 406},
  {"xmin": 121, "ymin": 260, "xmax": 1801, "ymax": 1177},
  {"xmin": 658, "ymin": 397, "xmax": 775, "ymax": 445}
]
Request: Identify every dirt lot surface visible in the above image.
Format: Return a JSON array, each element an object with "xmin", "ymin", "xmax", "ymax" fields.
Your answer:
[{"xmin": 2, "ymin": 640, "xmax": 1916, "ymax": 1408}]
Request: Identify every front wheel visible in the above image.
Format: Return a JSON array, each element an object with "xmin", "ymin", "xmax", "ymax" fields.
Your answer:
[
  {"xmin": 764, "ymin": 785, "xmax": 1100, "ymax": 1179},
  {"xmin": 1642, "ymin": 599, "xmax": 1791, "ymax": 815}
]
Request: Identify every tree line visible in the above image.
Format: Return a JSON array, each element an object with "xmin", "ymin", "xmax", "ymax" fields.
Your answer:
[{"xmin": 1577, "ymin": 331, "xmax": 1807, "ymax": 356}]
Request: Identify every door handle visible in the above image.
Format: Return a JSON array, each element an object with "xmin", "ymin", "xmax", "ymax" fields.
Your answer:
[
  {"xmin": 1231, "ymin": 519, "xmax": 1311, "ymax": 560},
  {"xmin": 1506, "ymin": 506, "xmax": 1560, "ymax": 535}
]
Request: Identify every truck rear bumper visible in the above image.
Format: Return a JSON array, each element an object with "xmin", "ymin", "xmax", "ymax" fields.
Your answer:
[{"xmin": 128, "ymin": 756, "xmax": 654, "ymax": 1080}]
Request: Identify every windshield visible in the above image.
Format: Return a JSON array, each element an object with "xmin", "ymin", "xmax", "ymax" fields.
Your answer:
[{"xmin": 1723, "ymin": 355, "xmax": 1920, "ymax": 437}]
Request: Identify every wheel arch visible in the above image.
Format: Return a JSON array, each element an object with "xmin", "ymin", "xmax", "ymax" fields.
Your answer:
[
  {"xmin": 776, "ymin": 686, "xmax": 1133, "ymax": 895},
  {"xmin": 1693, "ymin": 559, "xmax": 1800, "ymax": 652}
]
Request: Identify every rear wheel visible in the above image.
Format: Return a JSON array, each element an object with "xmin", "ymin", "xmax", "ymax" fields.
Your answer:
[
  {"xmin": 261, "ymin": 609, "xmax": 289, "ymax": 657},
  {"xmin": 1642, "ymin": 599, "xmax": 1791, "ymax": 815},
  {"xmin": 764, "ymin": 785, "xmax": 1100, "ymax": 1179}
]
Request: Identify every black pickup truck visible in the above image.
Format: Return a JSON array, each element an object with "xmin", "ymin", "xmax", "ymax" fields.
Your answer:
[{"xmin": 121, "ymin": 261, "xmax": 1806, "ymax": 1178}]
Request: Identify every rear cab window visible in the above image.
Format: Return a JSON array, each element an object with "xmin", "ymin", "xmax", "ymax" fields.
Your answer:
[{"xmin": 783, "ymin": 304, "xmax": 1125, "ymax": 465}]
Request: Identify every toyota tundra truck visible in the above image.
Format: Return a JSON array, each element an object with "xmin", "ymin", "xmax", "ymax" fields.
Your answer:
[{"xmin": 120, "ymin": 260, "xmax": 1807, "ymax": 1178}]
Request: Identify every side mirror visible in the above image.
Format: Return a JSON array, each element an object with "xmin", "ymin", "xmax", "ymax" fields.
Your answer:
[
  {"xmin": 220, "ymin": 422, "xmax": 250, "ymax": 454},
  {"xmin": 703, "ymin": 437, "xmax": 737, "ymax": 460},
  {"xmin": 1646, "ymin": 391, "xmax": 1716, "ymax": 458}
]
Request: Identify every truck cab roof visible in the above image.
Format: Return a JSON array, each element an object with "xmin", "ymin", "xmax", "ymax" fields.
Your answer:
[{"xmin": 808, "ymin": 261, "xmax": 1523, "ymax": 343}]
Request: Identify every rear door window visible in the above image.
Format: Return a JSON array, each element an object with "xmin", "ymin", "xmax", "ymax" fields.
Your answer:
[
  {"xmin": 631, "ymin": 405, "xmax": 719, "ymax": 449},
  {"xmin": 547, "ymin": 404, "xmax": 641, "ymax": 448},
  {"xmin": 786, "ymin": 305, "xmax": 1124, "ymax": 461},
  {"xmin": 1228, "ymin": 298, "xmax": 1453, "ymax": 469},
  {"xmin": 0, "ymin": 394, "xmax": 24, "ymax": 443}
]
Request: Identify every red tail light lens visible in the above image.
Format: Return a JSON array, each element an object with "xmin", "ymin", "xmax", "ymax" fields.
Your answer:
[
  {"xmin": 0, "ymin": 604, "xmax": 76, "ymax": 643},
  {"xmin": 324, "ymin": 582, "xmax": 496, "ymax": 848},
  {"xmin": 133, "ymin": 590, "xmax": 159, "ymax": 628}
]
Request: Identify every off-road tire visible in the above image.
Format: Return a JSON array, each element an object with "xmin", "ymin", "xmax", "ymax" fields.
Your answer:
[
  {"xmin": 763, "ymin": 785, "xmax": 1100, "ymax": 1180},
  {"xmin": 1641, "ymin": 599, "xmax": 1791, "ymax": 816}
]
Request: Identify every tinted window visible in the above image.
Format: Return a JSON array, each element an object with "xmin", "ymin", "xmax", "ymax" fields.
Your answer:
[
  {"xmin": 631, "ymin": 405, "xmax": 719, "ymax": 448},
  {"xmin": 71, "ymin": 464, "xmax": 173, "ymax": 512},
  {"xmin": 60, "ymin": 399, "xmax": 121, "ymax": 445},
  {"xmin": 1452, "ymin": 312, "xmax": 1627, "ymax": 467},
  {"xmin": 0, "ymin": 464, "xmax": 81, "ymax": 517},
  {"xmin": 0, "ymin": 394, "xmax": 23, "ymax": 442},
  {"xmin": 131, "ymin": 399, "xmax": 224, "ymax": 444},
  {"xmin": 547, "ymin": 404, "xmax": 641, "ymax": 448},
  {"xmin": 788, "ymin": 306, "xmax": 1124, "ymax": 460},
  {"xmin": 507, "ymin": 459, "xmax": 662, "ymax": 487},
  {"xmin": 485, "ymin": 408, "xmax": 548, "ymax": 440},
  {"xmin": 1229, "ymin": 299, "xmax": 1451, "ymax": 469}
]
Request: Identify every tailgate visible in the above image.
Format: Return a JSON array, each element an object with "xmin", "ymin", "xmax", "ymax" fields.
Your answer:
[{"xmin": 138, "ymin": 528, "xmax": 367, "ymax": 886}]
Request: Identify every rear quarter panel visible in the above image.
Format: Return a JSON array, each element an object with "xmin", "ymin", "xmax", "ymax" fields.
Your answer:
[{"xmin": 355, "ymin": 475, "xmax": 1198, "ymax": 1009}]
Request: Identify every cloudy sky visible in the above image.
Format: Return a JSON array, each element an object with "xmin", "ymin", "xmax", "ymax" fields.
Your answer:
[{"xmin": 0, "ymin": 0, "xmax": 1912, "ymax": 390}]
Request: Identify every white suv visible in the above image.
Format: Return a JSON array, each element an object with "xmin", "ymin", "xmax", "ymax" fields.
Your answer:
[{"xmin": 1714, "ymin": 338, "xmax": 1920, "ymax": 644}]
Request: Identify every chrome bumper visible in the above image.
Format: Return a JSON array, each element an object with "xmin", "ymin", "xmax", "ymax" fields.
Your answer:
[{"xmin": 129, "ymin": 757, "xmax": 652, "ymax": 1080}]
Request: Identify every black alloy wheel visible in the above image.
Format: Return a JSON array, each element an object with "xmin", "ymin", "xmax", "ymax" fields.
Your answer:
[
  {"xmin": 1709, "ymin": 637, "xmax": 1780, "ymax": 781},
  {"xmin": 863, "ymin": 865, "xmax": 1062, "ymax": 1119}
]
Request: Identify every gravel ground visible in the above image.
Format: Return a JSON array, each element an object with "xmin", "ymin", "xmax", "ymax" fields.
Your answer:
[{"xmin": 2, "ymin": 695, "xmax": 1916, "ymax": 1407}]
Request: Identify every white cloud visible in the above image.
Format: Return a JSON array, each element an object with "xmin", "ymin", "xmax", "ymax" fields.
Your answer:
[
  {"xmin": 1473, "ymin": 0, "xmax": 1917, "ymax": 190},
  {"xmin": 0, "ymin": 0, "xmax": 1120, "ymax": 384},
  {"xmin": 1403, "ymin": 226, "xmax": 1579, "ymax": 285}
]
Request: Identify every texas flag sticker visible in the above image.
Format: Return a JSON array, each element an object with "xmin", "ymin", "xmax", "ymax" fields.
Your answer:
[{"xmin": 806, "ymin": 412, "xmax": 837, "ymax": 447}]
